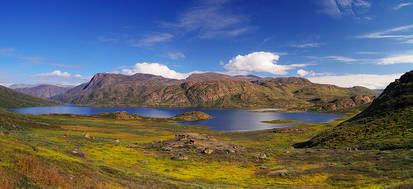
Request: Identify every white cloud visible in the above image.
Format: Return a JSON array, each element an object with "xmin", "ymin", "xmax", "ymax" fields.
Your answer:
[
  {"xmin": 224, "ymin": 52, "xmax": 307, "ymax": 75},
  {"xmin": 121, "ymin": 62, "xmax": 191, "ymax": 79},
  {"xmin": 308, "ymin": 73, "xmax": 402, "ymax": 89},
  {"xmin": 325, "ymin": 56, "xmax": 358, "ymax": 62},
  {"xmin": 319, "ymin": 0, "xmax": 371, "ymax": 18},
  {"xmin": 162, "ymin": 0, "xmax": 252, "ymax": 39},
  {"xmin": 378, "ymin": 54, "xmax": 413, "ymax": 65},
  {"xmin": 356, "ymin": 51, "xmax": 378, "ymax": 55},
  {"xmin": 35, "ymin": 70, "xmax": 71, "ymax": 77},
  {"xmin": 393, "ymin": 3, "xmax": 412, "ymax": 10},
  {"xmin": 130, "ymin": 33, "xmax": 174, "ymax": 47},
  {"xmin": 297, "ymin": 69, "xmax": 310, "ymax": 77},
  {"xmin": 291, "ymin": 43, "xmax": 323, "ymax": 48},
  {"xmin": 356, "ymin": 25, "xmax": 413, "ymax": 44},
  {"xmin": 167, "ymin": 52, "xmax": 185, "ymax": 60},
  {"xmin": 306, "ymin": 55, "xmax": 358, "ymax": 63},
  {"xmin": 74, "ymin": 74, "xmax": 92, "ymax": 80}
]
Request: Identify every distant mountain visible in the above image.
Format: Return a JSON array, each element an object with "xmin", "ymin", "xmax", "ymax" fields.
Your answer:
[
  {"xmin": 374, "ymin": 89, "xmax": 384, "ymax": 93},
  {"xmin": 0, "ymin": 85, "xmax": 60, "ymax": 108},
  {"xmin": 14, "ymin": 84, "xmax": 74, "ymax": 99},
  {"xmin": 53, "ymin": 72, "xmax": 378, "ymax": 111},
  {"xmin": 9, "ymin": 84, "xmax": 38, "ymax": 89},
  {"xmin": 296, "ymin": 70, "xmax": 413, "ymax": 150},
  {"xmin": 186, "ymin": 72, "xmax": 233, "ymax": 82}
]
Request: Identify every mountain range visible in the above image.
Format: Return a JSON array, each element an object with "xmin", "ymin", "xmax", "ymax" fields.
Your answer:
[
  {"xmin": 13, "ymin": 84, "xmax": 74, "ymax": 99},
  {"xmin": 52, "ymin": 72, "xmax": 378, "ymax": 111},
  {"xmin": 0, "ymin": 85, "xmax": 60, "ymax": 108},
  {"xmin": 296, "ymin": 70, "xmax": 413, "ymax": 150}
]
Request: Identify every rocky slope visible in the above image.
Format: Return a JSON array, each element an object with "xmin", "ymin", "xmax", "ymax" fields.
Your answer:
[
  {"xmin": 14, "ymin": 84, "xmax": 74, "ymax": 99},
  {"xmin": 53, "ymin": 72, "xmax": 378, "ymax": 111},
  {"xmin": 0, "ymin": 85, "xmax": 60, "ymax": 108},
  {"xmin": 295, "ymin": 70, "xmax": 413, "ymax": 149}
]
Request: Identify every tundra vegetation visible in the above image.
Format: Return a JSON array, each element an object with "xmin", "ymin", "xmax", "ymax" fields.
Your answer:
[{"xmin": 0, "ymin": 110, "xmax": 412, "ymax": 188}]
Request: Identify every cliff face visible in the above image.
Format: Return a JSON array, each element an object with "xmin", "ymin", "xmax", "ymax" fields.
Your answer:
[
  {"xmin": 53, "ymin": 72, "xmax": 378, "ymax": 110},
  {"xmin": 296, "ymin": 70, "xmax": 413, "ymax": 150},
  {"xmin": 14, "ymin": 84, "xmax": 73, "ymax": 99}
]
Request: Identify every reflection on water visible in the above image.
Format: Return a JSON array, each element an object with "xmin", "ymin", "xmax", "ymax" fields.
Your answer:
[{"xmin": 8, "ymin": 105, "xmax": 344, "ymax": 131}]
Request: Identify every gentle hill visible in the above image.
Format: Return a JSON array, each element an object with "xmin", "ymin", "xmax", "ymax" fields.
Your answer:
[
  {"xmin": 53, "ymin": 72, "xmax": 379, "ymax": 111},
  {"xmin": 14, "ymin": 84, "xmax": 74, "ymax": 99},
  {"xmin": 0, "ymin": 85, "xmax": 60, "ymax": 108},
  {"xmin": 295, "ymin": 70, "xmax": 413, "ymax": 150}
]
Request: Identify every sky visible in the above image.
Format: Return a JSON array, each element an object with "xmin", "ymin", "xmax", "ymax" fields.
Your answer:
[{"xmin": 1, "ymin": 0, "xmax": 413, "ymax": 89}]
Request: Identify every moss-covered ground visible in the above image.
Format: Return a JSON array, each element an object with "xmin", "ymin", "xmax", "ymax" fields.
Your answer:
[{"xmin": 0, "ymin": 110, "xmax": 412, "ymax": 188}]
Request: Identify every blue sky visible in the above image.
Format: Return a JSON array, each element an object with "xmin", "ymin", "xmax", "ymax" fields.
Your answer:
[{"xmin": 1, "ymin": 0, "xmax": 413, "ymax": 89}]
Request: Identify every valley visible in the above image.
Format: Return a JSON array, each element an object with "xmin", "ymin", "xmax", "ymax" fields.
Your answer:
[{"xmin": 0, "ymin": 71, "xmax": 412, "ymax": 188}]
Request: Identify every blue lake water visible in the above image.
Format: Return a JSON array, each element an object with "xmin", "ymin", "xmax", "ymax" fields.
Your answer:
[{"xmin": 8, "ymin": 105, "xmax": 344, "ymax": 131}]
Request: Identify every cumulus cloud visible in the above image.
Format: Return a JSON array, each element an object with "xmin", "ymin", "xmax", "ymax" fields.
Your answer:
[
  {"xmin": 121, "ymin": 62, "xmax": 191, "ymax": 79},
  {"xmin": 35, "ymin": 70, "xmax": 71, "ymax": 77},
  {"xmin": 224, "ymin": 52, "xmax": 307, "ymax": 75},
  {"xmin": 297, "ymin": 69, "xmax": 311, "ymax": 77},
  {"xmin": 393, "ymin": 3, "xmax": 412, "ymax": 10},
  {"xmin": 319, "ymin": 0, "xmax": 371, "ymax": 18},
  {"xmin": 377, "ymin": 54, "xmax": 413, "ymax": 64},
  {"xmin": 167, "ymin": 52, "xmax": 185, "ymax": 60},
  {"xmin": 307, "ymin": 73, "xmax": 402, "ymax": 89}
]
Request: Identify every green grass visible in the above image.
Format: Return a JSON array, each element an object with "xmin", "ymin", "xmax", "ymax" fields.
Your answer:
[{"xmin": 0, "ymin": 110, "xmax": 412, "ymax": 188}]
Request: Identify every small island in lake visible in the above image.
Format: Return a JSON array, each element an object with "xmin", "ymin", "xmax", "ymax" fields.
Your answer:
[{"xmin": 261, "ymin": 119, "xmax": 297, "ymax": 124}]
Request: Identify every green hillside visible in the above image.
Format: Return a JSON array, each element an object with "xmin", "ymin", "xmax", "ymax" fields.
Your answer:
[
  {"xmin": 295, "ymin": 70, "xmax": 413, "ymax": 150},
  {"xmin": 0, "ymin": 85, "xmax": 60, "ymax": 108}
]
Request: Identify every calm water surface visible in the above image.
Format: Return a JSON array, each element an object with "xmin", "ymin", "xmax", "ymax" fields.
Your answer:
[{"xmin": 8, "ymin": 105, "xmax": 344, "ymax": 131}]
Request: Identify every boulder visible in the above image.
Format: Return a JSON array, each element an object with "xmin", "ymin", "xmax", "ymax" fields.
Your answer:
[
  {"xmin": 71, "ymin": 149, "xmax": 85, "ymax": 157},
  {"xmin": 257, "ymin": 153, "xmax": 267, "ymax": 160},
  {"xmin": 127, "ymin": 143, "xmax": 138, "ymax": 148},
  {"xmin": 172, "ymin": 153, "xmax": 188, "ymax": 160},
  {"xmin": 267, "ymin": 169, "xmax": 289, "ymax": 177},
  {"xmin": 203, "ymin": 148, "xmax": 214, "ymax": 154}
]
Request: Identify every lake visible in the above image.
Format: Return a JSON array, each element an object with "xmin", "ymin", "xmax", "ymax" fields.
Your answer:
[{"xmin": 8, "ymin": 105, "xmax": 344, "ymax": 131}]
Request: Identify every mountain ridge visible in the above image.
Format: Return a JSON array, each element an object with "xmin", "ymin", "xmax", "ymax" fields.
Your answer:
[
  {"xmin": 0, "ymin": 85, "xmax": 60, "ymax": 108},
  {"xmin": 14, "ymin": 84, "xmax": 74, "ymax": 99},
  {"xmin": 53, "ymin": 72, "xmax": 378, "ymax": 111}
]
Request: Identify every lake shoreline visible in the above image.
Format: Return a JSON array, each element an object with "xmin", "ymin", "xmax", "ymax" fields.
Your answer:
[{"xmin": 8, "ymin": 105, "xmax": 345, "ymax": 132}]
